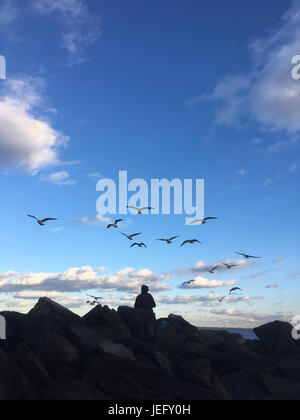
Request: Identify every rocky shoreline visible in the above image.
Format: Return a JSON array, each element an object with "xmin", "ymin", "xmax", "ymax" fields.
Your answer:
[{"xmin": 0, "ymin": 298, "xmax": 299, "ymax": 400}]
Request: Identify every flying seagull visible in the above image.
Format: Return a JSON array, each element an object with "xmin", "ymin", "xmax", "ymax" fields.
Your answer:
[
  {"xmin": 208, "ymin": 265, "xmax": 219, "ymax": 274},
  {"xmin": 221, "ymin": 262, "xmax": 237, "ymax": 269},
  {"xmin": 182, "ymin": 280, "xmax": 195, "ymax": 286},
  {"xmin": 87, "ymin": 295, "xmax": 102, "ymax": 301},
  {"xmin": 119, "ymin": 232, "xmax": 142, "ymax": 241},
  {"xmin": 229, "ymin": 287, "xmax": 243, "ymax": 295},
  {"xmin": 86, "ymin": 300, "xmax": 101, "ymax": 306},
  {"xmin": 180, "ymin": 239, "xmax": 202, "ymax": 247},
  {"xmin": 236, "ymin": 252, "xmax": 262, "ymax": 259},
  {"xmin": 217, "ymin": 296, "xmax": 226, "ymax": 303},
  {"xmin": 157, "ymin": 236, "xmax": 178, "ymax": 244},
  {"xmin": 28, "ymin": 215, "xmax": 58, "ymax": 226},
  {"xmin": 107, "ymin": 219, "xmax": 123, "ymax": 229},
  {"xmin": 127, "ymin": 206, "xmax": 154, "ymax": 214},
  {"xmin": 190, "ymin": 217, "xmax": 218, "ymax": 225},
  {"xmin": 131, "ymin": 242, "xmax": 147, "ymax": 248}
]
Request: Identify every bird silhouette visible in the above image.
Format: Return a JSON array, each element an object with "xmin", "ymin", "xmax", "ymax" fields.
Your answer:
[
  {"xmin": 236, "ymin": 252, "xmax": 261, "ymax": 259},
  {"xmin": 221, "ymin": 262, "xmax": 237, "ymax": 269},
  {"xmin": 208, "ymin": 265, "xmax": 219, "ymax": 274},
  {"xmin": 182, "ymin": 280, "xmax": 195, "ymax": 286},
  {"xmin": 119, "ymin": 232, "xmax": 142, "ymax": 241},
  {"xmin": 107, "ymin": 219, "xmax": 123, "ymax": 229},
  {"xmin": 190, "ymin": 217, "xmax": 218, "ymax": 225},
  {"xmin": 28, "ymin": 215, "xmax": 58, "ymax": 226},
  {"xmin": 127, "ymin": 206, "xmax": 154, "ymax": 214},
  {"xmin": 180, "ymin": 239, "xmax": 202, "ymax": 247},
  {"xmin": 229, "ymin": 287, "xmax": 243, "ymax": 295},
  {"xmin": 157, "ymin": 236, "xmax": 178, "ymax": 244},
  {"xmin": 130, "ymin": 242, "xmax": 147, "ymax": 248}
]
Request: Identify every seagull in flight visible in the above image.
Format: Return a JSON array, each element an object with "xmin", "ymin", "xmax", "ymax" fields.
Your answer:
[
  {"xmin": 107, "ymin": 219, "xmax": 123, "ymax": 229},
  {"xmin": 131, "ymin": 242, "xmax": 147, "ymax": 248},
  {"xmin": 157, "ymin": 236, "xmax": 178, "ymax": 244},
  {"xmin": 229, "ymin": 287, "xmax": 243, "ymax": 295},
  {"xmin": 127, "ymin": 206, "xmax": 154, "ymax": 214},
  {"xmin": 236, "ymin": 252, "xmax": 262, "ymax": 259},
  {"xmin": 86, "ymin": 300, "xmax": 101, "ymax": 306},
  {"xmin": 189, "ymin": 217, "xmax": 218, "ymax": 225},
  {"xmin": 87, "ymin": 295, "xmax": 102, "ymax": 301},
  {"xmin": 180, "ymin": 239, "xmax": 202, "ymax": 247},
  {"xmin": 221, "ymin": 262, "xmax": 237, "ymax": 269},
  {"xmin": 28, "ymin": 215, "xmax": 58, "ymax": 226},
  {"xmin": 217, "ymin": 296, "xmax": 226, "ymax": 303},
  {"xmin": 208, "ymin": 265, "xmax": 219, "ymax": 274},
  {"xmin": 119, "ymin": 232, "xmax": 142, "ymax": 241},
  {"xmin": 182, "ymin": 280, "xmax": 195, "ymax": 286}
]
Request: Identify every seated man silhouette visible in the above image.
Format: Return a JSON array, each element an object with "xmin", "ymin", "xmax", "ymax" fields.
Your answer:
[{"xmin": 134, "ymin": 285, "xmax": 156, "ymax": 314}]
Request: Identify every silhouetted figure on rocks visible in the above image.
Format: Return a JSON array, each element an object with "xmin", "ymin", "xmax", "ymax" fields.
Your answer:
[{"xmin": 134, "ymin": 285, "xmax": 156, "ymax": 314}]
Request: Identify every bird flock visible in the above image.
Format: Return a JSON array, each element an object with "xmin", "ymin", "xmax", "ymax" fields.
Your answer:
[{"xmin": 27, "ymin": 209, "xmax": 262, "ymax": 306}]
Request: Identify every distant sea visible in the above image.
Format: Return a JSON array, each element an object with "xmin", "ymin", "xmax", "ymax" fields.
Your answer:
[{"xmin": 198, "ymin": 327, "xmax": 258, "ymax": 341}]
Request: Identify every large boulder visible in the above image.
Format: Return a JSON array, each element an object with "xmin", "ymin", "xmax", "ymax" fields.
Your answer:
[
  {"xmin": 13, "ymin": 342, "xmax": 54, "ymax": 390},
  {"xmin": 67, "ymin": 324, "xmax": 103, "ymax": 357},
  {"xmin": 254, "ymin": 321, "xmax": 300, "ymax": 380},
  {"xmin": 154, "ymin": 330, "xmax": 187, "ymax": 354},
  {"xmin": 83, "ymin": 305, "xmax": 130, "ymax": 341},
  {"xmin": 20, "ymin": 298, "xmax": 84, "ymax": 340},
  {"xmin": 221, "ymin": 370, "xmax": 266, "ymax": 400},
  {"xmin": 167, "ymin": 314, "xmax": 202, "ymax": 341},
  {"xmin": 0, "ymin": 348, "xmax": 35, "ymax": 400},
  {"xmin": 117, "ymin": 306, "xmax": 156, "ymax": 341},
  {"xmin": 27, "ymin": 333, "xmax": 80, "ymax": 375},
  {"xmin": 178, "ymin": 358, "xmax": 229, "ymax": 399},
  {"xmin": 254, "ymin": 321, "xmax": 296, "ymax": 349},
  {"xmin": 98, "ymin": 338, "xmax": 136, "ymax": 360}
]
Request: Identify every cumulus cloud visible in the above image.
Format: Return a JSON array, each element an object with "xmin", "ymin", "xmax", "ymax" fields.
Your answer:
[
  {"xmin": 181, "ymin": 276, "xmax": 236, "ymax": 290},
  {"xmin": 175, "ymin": 259, "xmax": 255, "ymax": 277},
  {"xmin": 0, "ymin": 78, "xmax": 69, "ymax": 173},
  {"xmin": 0, "ymin": 266, "xmax": 171, "ymax": 294},
  {"xmin": 197, "ymin": 1, "xmax": 300, "ymax": 136},
  {"xmin": 31, "ymin": 0, "xmax": 102, "ymax": 64}
]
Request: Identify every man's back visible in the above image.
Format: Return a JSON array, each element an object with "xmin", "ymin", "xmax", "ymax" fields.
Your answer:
[{"xmin": 134, "ymin": 292, "xmax": 156, "ymax": 312}]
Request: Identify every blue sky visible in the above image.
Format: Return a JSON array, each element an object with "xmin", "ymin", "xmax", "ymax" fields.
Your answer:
[{"xmin": 0, "ymin": 0, "xmax": 299, "ymax": 328}]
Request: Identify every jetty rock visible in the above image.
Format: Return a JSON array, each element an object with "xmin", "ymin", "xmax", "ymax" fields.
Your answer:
[{"xmin": 0, "ymin": 298, "xmax": 299, "ymax": 400}]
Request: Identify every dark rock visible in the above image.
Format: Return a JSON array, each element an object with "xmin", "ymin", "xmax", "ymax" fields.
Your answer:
[
  {"xmin": 41, "ymin": 380, "xmax": 108, "ymax": 401},
  {"xmin": 67, "ymin": 324, "xmax": 103, "ymax": 357},
  {"xmin": 178, "ymin": 359, "xmax": 229, "ymax": 399},
  {"xmin": 254, "ymin": 321, "xmax": 296, "ymax": 349},
  {"xmin": 98, "ymin": 338, "xmax": 136, "ymax": 360},
  {"xmin": 180, "ymin": 340, "xmax": 207, "ymax": 359},
  {"xmin": 20, "ymin": 298, "xmax": 84, "ymax": 340},
  {"xmin": 167, "ymin": 314, "xmax": 201, "ymax": 341},
  {"xmin": 154, "ymin": 330, "xmax": 186, "ymax": 353},
  {"xmin": 221, "ymin": 370, "xmax": 266, "ymax": 400},
  {"xmin": 83, "ymin": 305, "xmax": 130, "ymax": 341},
  {"xmin": 13, "ymin": 342, "xmax": 54, "ymax": 389},
  {"xmin": 27, "ymin": 333, "xmax": 80, "ymax": 374},
  {"xmin": 0, "ymin": 348, "xmax": 35, "ymax": 400},
  {"xmin": 118, "ymin": 306, "xmax": 156, "ymax": 341}
]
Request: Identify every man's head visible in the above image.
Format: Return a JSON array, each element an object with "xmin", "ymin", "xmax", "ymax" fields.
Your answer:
[{"xmin": 141, "ymin": 285, "xmax": 149, "ymax": 294}]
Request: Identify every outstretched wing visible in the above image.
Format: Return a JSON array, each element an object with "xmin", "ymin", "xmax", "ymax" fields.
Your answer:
[
  {"xmin": 141, "ymin": 243, "xmax": 147, "ymax": 248},
  {"xmin": 41, "ymin": 218, "xmax": 58, "ymax": 223},
  {"xmin": 131, "ymin": 233, "xmax": 142, "ymax": 238},
  {"xmin": 115, "ymin": 219, "xmax": 123, "ymax": 224},
  {"xmin": 157, "ymin": 239, "xmax": 167, "ymax": 242},
  {"xmin": 140, "ymin": 207, "xmax": 154, "ymax": 211},
  {"xmin": 169, "ymin": 236, "xmax": 178, "ymax": 241},
  {"xmin": 119, "ymin": 232, "xmax": 128, "ymax": 237},
  {"xmin": 236, "ymin": 252, "xmax": 246, "ymax": 257},
  {"xmin": 204, "ymin": 217, "xmax": 218, "ymax": 221},
  {"xmin": 127, "ymin": 206, "xmax": 138, "ymax": 211},
  {"xmin": 189, "ymin": 219, "xmax": 202, "ymax": 225},
  {"xmin": 28, "ymin": 215, "xmax": 38, "ymax": 220},
  {"xmin": 131, "ymin": 243, "xmax": 138, "ymax": 248},
  {"xmin": 181, "ymin": 240, "xmax": 188, "ymax": 247}
]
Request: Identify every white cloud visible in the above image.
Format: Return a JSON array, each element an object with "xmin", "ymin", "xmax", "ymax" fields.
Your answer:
[
  {"xmin": 181, "ymin": 276, "xmax": 236, "ymax": 290},
  {"xmin": 0, "ymin": 78, "xmax": 69, "ymax": 173},
  {"xmin": 0, "ymin": 266, "xmax": 171, "ymax": 294},
  {"xmin": 42, "ymin": 170, "xmax": 75, "ymax": 186},
  {"xmin": 31, "ymin": 0, "xmax": 102, "ymax": 64},
  {"xmin": 198, "ymin": 1, "xmax": 300, "ymax": 135},
  {"xmin": 72, "ymin": 214, "xmax": 112, "ymax": 227}
]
